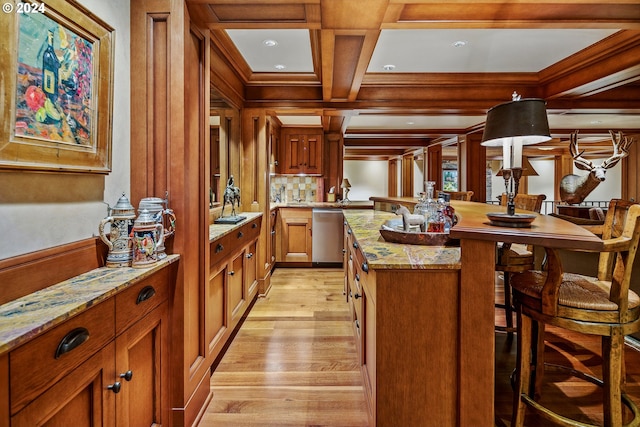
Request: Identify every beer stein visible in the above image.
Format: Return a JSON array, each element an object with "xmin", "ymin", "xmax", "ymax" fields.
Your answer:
[
  {"xmin": 131, "ymin": 209, "xmax": 164, "ymax": 268},
  {"xmin": 99, "ymin": 193, "xmax": 136, "ymax": 267},
  {"xmin": 139, "ymin": 197, "xmax": 176, "ymax": 259}
]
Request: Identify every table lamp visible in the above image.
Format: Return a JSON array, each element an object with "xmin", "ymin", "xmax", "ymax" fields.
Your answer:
[
  {"xmin": 482, "ymin": 92, "xmax": 550, "ymax": 223},
  {"xmin": 341, "ymin": 178, "xmax": 352, "ymax": 203}
]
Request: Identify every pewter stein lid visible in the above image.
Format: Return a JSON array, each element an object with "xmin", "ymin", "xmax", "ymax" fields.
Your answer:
[
  {"xmin": 134, "ymin": 209, "xmax": 157, "ymax": 226},
  {"xmin": 110, "ymin": 193, "xmax": 136, "ymax": 218}
]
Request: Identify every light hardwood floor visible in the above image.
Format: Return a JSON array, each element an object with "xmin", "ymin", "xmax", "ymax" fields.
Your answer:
[
  {"xmin": 200, "ymin": 268, "xmax": 369, "ymax": 426},
  {"xmin": 199, "ymin": 268, "xmax": 640, "ymax": 427}
]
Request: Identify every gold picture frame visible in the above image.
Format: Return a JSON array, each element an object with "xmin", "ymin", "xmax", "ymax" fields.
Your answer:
[{"xmin": 0, "ymin": 0, "xmax": 114, "ymax": 173}]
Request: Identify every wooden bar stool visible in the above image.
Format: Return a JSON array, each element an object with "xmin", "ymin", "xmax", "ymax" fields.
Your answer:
[
  {"xmin": 510, "ymin": 199, "xmax": 640, "ymax": 427},
  {"xmin": 495, "ymin": 193, "xmax": 546, "ymax": 337}
]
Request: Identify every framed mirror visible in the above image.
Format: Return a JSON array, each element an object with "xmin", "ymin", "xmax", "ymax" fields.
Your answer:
[{"xmin": 209, "ymin": 87, "xmax": 239, "ymax": 210}]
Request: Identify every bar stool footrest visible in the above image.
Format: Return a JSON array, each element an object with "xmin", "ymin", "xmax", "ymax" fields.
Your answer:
[{"xmin": 518, "ymin": 363, "xmax": 640, "ymax": 427}]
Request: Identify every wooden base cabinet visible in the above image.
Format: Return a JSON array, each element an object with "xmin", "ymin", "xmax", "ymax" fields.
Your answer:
[
  {"xmin": 5, "ymin": 262, "xmax": 177, "ymax": 427},
  {"xmin": 207, "ymin": 216, "xmax": 262, "ymax": 363},
  {"xmin": 345, "ymin": 227, "xmax": 460, "ymax": 427},
  {"xmin": 277, "ymin": 208, "xmax": 312, "ymax": 263}
]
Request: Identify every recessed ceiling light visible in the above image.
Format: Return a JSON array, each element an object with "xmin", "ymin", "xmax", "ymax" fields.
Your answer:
[
  {"xmin": 406, "ymin": 121, "xmax": 415, "ymax": 125},
  {"xmin": 590, "ymin": 120, "xmax": 603, "ymax": 124},
  {"xmin": 452, "ymin": 40, "xmax": 467, "ymax": 48},
  {"xmin": 383, "ymin": 64, "xmax": 396, "ymax": 71},
  {"xmin": 274, "ymin": 64, "xmax": 286, "ymax": 70},
  {"xmin": 263, "ymin": 39, "xmax": 278, "ymax": 47}
]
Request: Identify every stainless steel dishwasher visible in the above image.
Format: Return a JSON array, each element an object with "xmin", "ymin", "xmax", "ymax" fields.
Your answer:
[{"xmin": 312, "ymin": 208, "xmax": 344, "ymax": 264}]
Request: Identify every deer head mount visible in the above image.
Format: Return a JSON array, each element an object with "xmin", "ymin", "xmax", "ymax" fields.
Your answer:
[{"xmin": 559, "ymin": 130, "xmax": 634, "ymax": 205}]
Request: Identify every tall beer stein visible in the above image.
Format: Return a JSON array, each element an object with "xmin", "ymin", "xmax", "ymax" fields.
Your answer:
[
  {"xmin": 131, "ymin": 209, "xmax": 164, "ymax": 268},
  {"xmin": 139, "ymin": 196, "xmax": 176, "ymax": 259},
  {"xmin": 99, "ymin": 193, "xmax": 136, "ymax": 267}
]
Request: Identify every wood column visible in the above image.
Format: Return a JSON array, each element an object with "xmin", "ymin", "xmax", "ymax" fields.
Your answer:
[
  {"xmin": 462, "ymin": 133, "xmax": 487, "ymax": 202},
  {"xmin": 131, "ymin": 1, "xmax": 211, "ymax": 426},
  {"xmin": 241, "ymin": 109, "xmax": 271, "ymax": 295},
  {"xmin": 401, "ymin": 153, "xmax": 414, "ymax": 197}
]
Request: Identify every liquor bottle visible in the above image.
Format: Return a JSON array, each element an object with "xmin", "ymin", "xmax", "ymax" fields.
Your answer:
[{"xmin": 42, "ymin": 30, "xmax": 60, "ymax": 101}]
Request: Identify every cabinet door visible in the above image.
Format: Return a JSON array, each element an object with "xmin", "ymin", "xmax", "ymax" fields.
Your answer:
[
  {"xmin": 207, "ymin": 265, "xmax": 228, "ymax": 358},
  {"xmin": 228, "ymin": 250, "xmax": 246, "ymax": 322},
  {"xmin": 279, "ymin": 208, "xmax": 312, "ymax": 262},
  {"xmin": 304, "ymin": 132, "xmax": 323, "ymax": 174},
  {"xmin": 115, "ymin": 303, "xmax": 168, "ymax": 427},
  {"xmin": 12, "ymin": 343, "xmax": 116, "ymax": 427},
  {"xmin": 282, "ymin": 134, "xmax": 304, "ymax": 174},
  {"xmin": 362, "ymin": 283, "xmax": 376, "ymax": 417},
  {"xmin": 245, "ymin": 240, "xmax": 258, "ymax": 298}
]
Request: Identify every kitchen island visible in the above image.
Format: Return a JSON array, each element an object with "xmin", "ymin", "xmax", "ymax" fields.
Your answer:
[{"xmin": 345, "ymin": 200, "xmax": 603, "ymax": 426}]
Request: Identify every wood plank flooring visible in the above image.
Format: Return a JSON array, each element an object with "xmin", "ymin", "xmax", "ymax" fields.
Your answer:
[
  {"xmin": 199, "ymin": 268, "xmax": 640, "ymax": 427},
  {"xmin": 200, "ymin": 268, "xmax": 369, "ymax": 427}
]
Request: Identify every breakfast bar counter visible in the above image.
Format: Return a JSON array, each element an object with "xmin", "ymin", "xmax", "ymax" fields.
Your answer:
[{"xmin": 346, "ymin": 199, "xmax": 602, "ymax": 426}]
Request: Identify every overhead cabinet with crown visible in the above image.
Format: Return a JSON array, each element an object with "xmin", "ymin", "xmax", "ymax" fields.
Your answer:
[{"xmin": 280, "ymin": 128, "xmax": 323, "ymax": 175}]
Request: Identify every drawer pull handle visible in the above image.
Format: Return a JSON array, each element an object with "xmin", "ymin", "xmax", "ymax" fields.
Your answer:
[
  {"xmin": 342, "ymin": 249, "xmax": 346, "ymax": 254},
  {"xmin": 55, "ymin": 327, "xmax": 90, "ymax": 359},
  {"xmin": 353, "ymin": 242, "xmax": 358, "ymax": 249},
  {"xmin": 237, "ymin": 231, "xmax": 244, "ymax": 238},
  {"xmin": 120, "ymin": 370, "xmax": 133, "ymax": 381},
  {"xmin": 362, "ymin": 262, "xmax": 369, "ymax": 273},
  {"xmin": 229, "ymin": 271, "xmax": 235, "ymax": 276},
  {"xmin": 107, "ymin": 382, "xmax": 121, "ymax": 394},
  {"xmin": 353, "ymin": 292, "xmax": 362, "ymax": 300},
  {"xmin": 246, "ymin": 252, "xmax": 253, "ymax": 259},
  {"xmin": 216, "ymin": 244, "xmax": 224, "ymax": 253},
  {"xmin": 271, "ymin": 230, "xmax": 276, "ymax": 235},
  {"xmin": 252, "ymin": 223, "xmax": 257, "ymax": 229},
  {"xmin": 355, "ymin": 273, "xmax": 360, "ymax": 281},
  {"xmin": 136, "ymin": 286, "xmax": 156, "ymax": 305},
  {"xmin": 347, "ymin": 229, "xmax": 352, "ymax": 235}
]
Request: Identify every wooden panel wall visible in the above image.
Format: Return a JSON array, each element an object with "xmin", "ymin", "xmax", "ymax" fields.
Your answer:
[
  {"xmin": 131, "ymin": 1, "xmax": 210, "ymax": 426},
  {"xmin": 0, "ymin": 238, "xmax": 107, "ymax": 306}
]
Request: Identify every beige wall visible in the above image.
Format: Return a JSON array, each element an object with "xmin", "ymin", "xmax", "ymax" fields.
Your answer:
[{"xmin": 0, "ymin": 0, "xmax": 130, "ymax": 260}]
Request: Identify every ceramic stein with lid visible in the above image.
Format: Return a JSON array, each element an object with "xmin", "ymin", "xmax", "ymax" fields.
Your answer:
[
  {"xmin": 138, "ymin": 197, "xmax": 176, "ymax": 259},
  {"xmin": 131, "ymin": 209, "xmax": 164, "ymax": 268},
  {"xmin": 98, "ymin": 193, "xmax": 136, "ymax": 267}
]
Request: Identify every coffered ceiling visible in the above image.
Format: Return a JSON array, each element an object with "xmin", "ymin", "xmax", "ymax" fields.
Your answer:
[{"xmin": 189, "ymin": 0, "xmax": 640, "ymax": 160}]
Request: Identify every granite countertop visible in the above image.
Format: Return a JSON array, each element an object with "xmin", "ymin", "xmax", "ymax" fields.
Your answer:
[
  {"xmin": 343, "ymin": 209, "xmax": 461, "ymax": 270},
  {"xmin": 0, "ymin": 254, "xmax": 180, "ymax": 354},
  {"xmin": 209, "ymin": 212, "xmax": 263, "ymax": 242}
]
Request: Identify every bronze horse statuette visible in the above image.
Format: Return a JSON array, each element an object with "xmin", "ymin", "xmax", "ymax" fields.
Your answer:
[{"xmin": 222, "ymin": 175, "xmax": 241, "ymax": 217}]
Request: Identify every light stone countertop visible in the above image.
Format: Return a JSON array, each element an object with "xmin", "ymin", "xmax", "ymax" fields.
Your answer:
[
  {"xmin": 343, "ymin": 209, "xmax": 461, "ymax": 270},
  {"xmin": 0, "ymin": 254, "xmax": 180, "ymax": 354},
  {"xmin": 209, "ymin": 212, "xmax": 263, "ymax": 242}
]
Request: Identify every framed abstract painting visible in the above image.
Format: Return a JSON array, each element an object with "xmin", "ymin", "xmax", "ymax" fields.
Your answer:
[{"xmin": 0, "ymin": 0, "xmax": 114, "ymax": 173}]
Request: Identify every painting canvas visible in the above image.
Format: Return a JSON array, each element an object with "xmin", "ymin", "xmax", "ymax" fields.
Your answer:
[
  {"xmin": 15, "ymin": 11, "xmax": 94, "ymax": 147},
  {"xmin": 0, "ymin": 0, "xmax": 114, "ymax": 173}
]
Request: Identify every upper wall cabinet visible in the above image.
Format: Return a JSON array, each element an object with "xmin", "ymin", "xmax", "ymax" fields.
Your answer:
[{"xmin": 281, "ymin": 128, "xmax": 323, "ymax": 175}]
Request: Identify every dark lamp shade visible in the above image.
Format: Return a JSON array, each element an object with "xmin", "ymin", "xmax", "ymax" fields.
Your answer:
[{"xmin": 481, "ymin": 98, "xmax": 551, "ymax": 147}]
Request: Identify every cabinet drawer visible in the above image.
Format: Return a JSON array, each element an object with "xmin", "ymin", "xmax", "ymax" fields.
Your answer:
[
  {"xmin": 211, "ymin": 233, "xmax": 234, "ymax": 268},
  {"xmin": 115, "ymin": 266, "xmax": 171, "ymax": 334},
  {"xmin": 10, "ymin": 298, "xmax": 115, "ymax": 414}
]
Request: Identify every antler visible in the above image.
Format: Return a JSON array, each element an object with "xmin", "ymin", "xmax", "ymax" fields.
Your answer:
[
  {"xmin": 569, "ymin": 131, "xmax": 595, "ymax": 171},
  {"xmin": 601, "ymin": 130, "xmax": 634, "ymax": 169}
]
